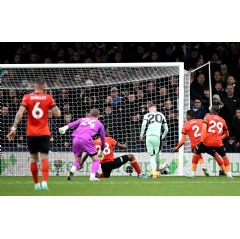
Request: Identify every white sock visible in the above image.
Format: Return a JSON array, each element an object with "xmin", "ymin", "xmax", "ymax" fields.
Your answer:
[
  {"xmin": 42, "ymin": 181, "xmax": 47, "ymax": 187},
  {"xmin": 90, "ymin": 173, "xmax": 95, "ymax": 178},
  {"xmin": 71, "ymin": 165, "xmax": 77, "ymax": 173}
]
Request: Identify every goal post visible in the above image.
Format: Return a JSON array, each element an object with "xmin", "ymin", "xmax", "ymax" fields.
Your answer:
[{"xmin": 1, "ymin": 62, "xmax": 191, "ymax": 176}]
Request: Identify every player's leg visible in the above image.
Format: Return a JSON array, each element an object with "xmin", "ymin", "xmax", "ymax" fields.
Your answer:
[
  {"xmin": 39, "ymin": 136, "xmax": 51, "ymax": 190},
  {"xmin": 67, "ymin": 137, "xmax": 83, "ymax": 180},
  {"xmin": 27, "ymin": 136, "xmax": 40, "ymax": 190},
  {"xmin": 206, "ymin": 147, "xmax": 227, "ymax": 173},
  {"xmin": 68, "ymin": 155, "xmax": 82, "ymax": 181},
  {"xmin": 128, "ymin": 154, "xmax": 148, "ymax": 178},
  {"xmin": 216, "ymin": 147, "xmax": 233, "ymax": 179},
  {"xmin": 197, "ymin": 154, "xmax": 209, "ymax": 177},
  {"xmin": 81, "ymin": 138, "xmax": 101, "ymax": 181},
  {"xmin": 99, "ymin": 162, "xmax": 112, "ymax": 178}
]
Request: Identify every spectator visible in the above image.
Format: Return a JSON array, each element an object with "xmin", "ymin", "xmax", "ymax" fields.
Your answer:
[
  {"xmin": 191, "ymin": 73, "xmax": 208, "ymax": 100},
  {"xmin": 110, "ymin": 86, "xmax": 123, "ymax": 106},
  {"xmin": 229, "ymin": 108, "xmax": 240, "ymax": 148},
  {"xmin": 224, "ymin": 136, "xmax": 240, "ymax": 153},
  {"xmin": 226, "ymin": 75, "xmax": 240, "ymax": 97},
  {"xmin": 190, "ymin": 98, "xmax": 206, "ymax": 119},
  {"xmin": 221, "ymin": 84, "xmax": 240, "ymax": 126},
  {"xmin": 212, "ymin": 81, "xmax": 227, "ymax": 98},
  {"xmin": 220, "ymin": 64, "xmax": 231, "ymax": 88},
  {"xmin": 212, "ymin": 94, "xmax": 232, "ymax": 129}
]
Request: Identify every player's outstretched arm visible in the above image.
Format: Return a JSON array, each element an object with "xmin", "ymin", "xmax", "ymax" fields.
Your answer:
[
  {"xmin": 171, "ymin": 134, "xmax": 186, "ymax": 152},
  {"xmin": 117, "ymin": 142, "xmax": 127, "ymax": 149}
]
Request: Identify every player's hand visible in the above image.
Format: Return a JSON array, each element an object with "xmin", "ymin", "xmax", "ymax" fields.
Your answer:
[
  {"xmin": 171, "ymin": 147, "xmax": 178, "ymax": 153},
  {"xmin": 59, "ymin": 125, "xmax": 68, "ymax": 134},
  {"xmin": 6, "ymin": 129, "xmax": 17, "ymax": 141},
  {"xmin": 98, "ymin": 150, "xmax": 104, "ymax": 160}
]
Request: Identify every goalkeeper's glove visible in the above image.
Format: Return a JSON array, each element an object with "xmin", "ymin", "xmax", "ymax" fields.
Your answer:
[
  {"xmin": 98, "ymin": 150, "xmax": 104, "ymax": 160},
  {"xmin": 59, "ymin": 125, "xmax": 69, "ymax": 134}
]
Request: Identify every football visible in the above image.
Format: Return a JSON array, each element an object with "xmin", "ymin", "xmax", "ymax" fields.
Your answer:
[{"xmin": 149, "ymin": 170, "xmax": 160, "ymax": 178}]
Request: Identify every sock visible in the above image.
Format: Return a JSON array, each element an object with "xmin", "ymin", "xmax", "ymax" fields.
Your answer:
[
  {"xmin": 41, "ymin": 159, "xmax": 49, "ymax": 182},
  {"xmin": 131, "ymin": 158, "xmax": 142, "ymax": 174},
  {"xmin": 191, "ymin": 163, "xmax": 197, "ymax": 172},
  {"xmin": 71, "ymin": 161, "xmax": 81, "ymax": 173},
  {"xmin": 192, "ymin": 154, "xmax": 199, "ymax": 164},
  {"xmin": 91, "ymin": 159, "xmax": 100, "ymax": 174},
  {"xmin": 156, "ymin": 153, "xmax": 160, "ymax": 169},
  {"xmin": 98, "ymin": 173, "xmax": 104, "ymax": 178},
  {"xmin": 198, "ymin": 154, "xmax": 204, "ymax": 165},
  {"xmin": 223, "ymin": 156, "xmax": 231, "ymax": 172},
  {"xmin": 42, "ymin": 181, "xmax": 48, "ymax": 187},
  {"xmin": 150, "ymin": 155, "xmax": 157, "ymax": 173},
  {"xmin": 30, "ymin": 160, "xmax": 39, "ymax": 184},
  {"xmin": 214, "ymin": 154, "xmax": 224, "ymax": 166}
]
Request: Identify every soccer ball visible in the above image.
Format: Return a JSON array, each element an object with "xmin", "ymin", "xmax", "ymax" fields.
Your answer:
[{"xmin": 149, "ymin": 170, "xmax": 160, "ymax": 178}]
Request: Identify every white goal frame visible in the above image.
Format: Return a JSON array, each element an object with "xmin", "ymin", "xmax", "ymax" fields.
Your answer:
[{"xmin": 1, "ymin": 62, "xmax": 189, "ymax": 176}]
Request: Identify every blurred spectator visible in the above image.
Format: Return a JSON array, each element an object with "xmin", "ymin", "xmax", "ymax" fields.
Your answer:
[
  {"xmin": 220, "ymin": 64, "xmax": 231, "ymax": 88},
  {"xmin": 110, "ymin": 86, "xmax": 123, "ymax": 106},
  {"xmin": 224, "ymin": 136, "xmax": 240, "ymax": 153},
  {"xmin": 229, "ymin": 108, "xmax": 240, "ymax": 147},
  {"xmin": 226, "ymin": 75, "xmax": 240, "ymax": 97},
  {"xmin": 212, "ymin": 94, "xmax": 232, "ymax": 128},
  {"xmin": 212, "ymin": 81, "xmax": 227, "ymax": 98},
  {"xmin": 190, "ymin": 98, "xmax": 207, "ymax": 119},
  {"xmin": 221, "ymin": 84, "xmax": 240, "ymax": 125},
  {"xmin": 191, "ymin": 73, "xmax": 208, "ymax": 100},
  {"xmin": 201, "ymin": 85, "xmax": 210, "ymax": 112},
  {"xmin": 13, "ymin": 54, "xmax": 22, "ymax": 64}
]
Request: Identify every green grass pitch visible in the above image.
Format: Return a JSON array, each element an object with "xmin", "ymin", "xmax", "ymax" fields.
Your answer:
[{"xmin": 0, "ymin": 175, "xmax": 239, "ymax": 196}]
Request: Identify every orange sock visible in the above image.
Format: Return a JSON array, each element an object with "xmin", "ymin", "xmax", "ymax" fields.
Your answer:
[
  {"xmin": 192, "ymin": 154, "xmax": 199, "ymax": 164},
  {"xmin": 131, "ymin": 158, "xmax": 142, "ymax": 174},
  {"xmin": 98, "ymin": 173, "xmax": 104, "ymax": 178},
  {"xmin": 223, "ymin": 156, "xmax": 231, "ymax": 172},
  {"xmin": 30, "ymin": 161, "xmax": 39, "ymax": 184},
  {"xmin": 198, "ymin": 154, "xmax": 204, "ymax": 165},
  {"xmin": 41, "ymin": 159, "xmax": 49, "ymax": 182},
  {"xmin": 192, "ymin": 163, "xmax": 197, "ymax": 172},
  {"xmin": 214, "ymin": 155, "xmax": 224, "ymax": 166}
]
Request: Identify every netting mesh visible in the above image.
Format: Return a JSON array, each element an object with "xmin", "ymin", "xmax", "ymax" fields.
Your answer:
[{"xmin": 1, "ymin": 63, "xmax": 191, "ymax": 176}]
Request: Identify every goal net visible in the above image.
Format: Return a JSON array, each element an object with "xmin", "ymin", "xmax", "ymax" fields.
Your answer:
[{"xmin": 1, "ymin": 63, "xmax": 191, "ymax": 176}]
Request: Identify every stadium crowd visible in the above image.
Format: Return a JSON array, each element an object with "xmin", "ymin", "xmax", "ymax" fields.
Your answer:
[{"xmin": 1, "ymin": 42, "xmax": 240, "ymax": 152}]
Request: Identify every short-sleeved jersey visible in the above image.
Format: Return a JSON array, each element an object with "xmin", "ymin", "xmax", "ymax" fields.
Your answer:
[
  {"xmin": 140, "ymin": 112, "xmax": 167, "ymax": 137},
  {"xmin": 68, "ymin": 117, "xmax": 105, "ymax": 150},
  {"xmin": 21, "ymin": 93, "xmax": 56, "ymax": 136},
  {"xmin": 182, "ymin": 119, "xmax": 202, "ymax": 149},
  {"xmin": 202, "ymin": 114, "xmax": 228, "ymax": 147},
  {"xmin": 94, "ymin": 136, "xmax": 117, "ymax": 163}
]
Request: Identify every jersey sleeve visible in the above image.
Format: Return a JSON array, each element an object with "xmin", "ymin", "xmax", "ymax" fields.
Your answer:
[
  {"xmin": 99, "ymin": 124, "xmax": 106, "ymax": 151},
  {"xmin": 20, "ymin": 94, "xmax": 28, "ymax": 107},
  {"xmin": 49, "ymin": 95, "xmax": 56, "ymax": 108},
  {"xmin": 68, "ymin": 118, "xmax": 82, "ymax": 128}
]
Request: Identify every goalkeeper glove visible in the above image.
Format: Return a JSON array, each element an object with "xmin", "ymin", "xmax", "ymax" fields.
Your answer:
[
  {"xmin": 98, "ymin": 150, "xmax": 104, "ymax": 160},
  {"xmin": 59, "ymin": 125, "xmax": 69, "ymax": 134}
]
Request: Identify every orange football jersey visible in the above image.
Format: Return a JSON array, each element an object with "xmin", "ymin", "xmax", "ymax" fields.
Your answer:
[
  {"xmin": 202, "ymin": 114, "xmax": 228, "ymax": 147},
  {"xmin": 21, "ymin": 93, "xmax": 56, "ymax": 136},
  {"xmin": 182, "ymin": 119, "xmax": 202, "ymax": 149},
  {"xmin": 94, "ymin": 136, "xmax": 117, "ymax": 163}
]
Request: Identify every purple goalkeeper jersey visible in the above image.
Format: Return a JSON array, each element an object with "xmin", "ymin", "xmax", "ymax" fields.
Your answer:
[{"xmin": 68, "ymin": 117, "xmax": 105, "ymax": 150}]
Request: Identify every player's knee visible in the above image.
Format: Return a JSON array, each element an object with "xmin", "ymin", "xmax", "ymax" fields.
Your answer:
[{"xmin": 128, "ymin": 154, "xmax": 135, "ymax": 161}]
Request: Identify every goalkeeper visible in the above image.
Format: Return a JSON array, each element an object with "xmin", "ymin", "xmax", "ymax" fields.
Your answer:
[
  {"xmin": 140, "ymin": 104, "xmax": 168, "ymax": 178},
  {"xmin": 58, "ymin": 109, "xmax": 105, "ymax": 181}
]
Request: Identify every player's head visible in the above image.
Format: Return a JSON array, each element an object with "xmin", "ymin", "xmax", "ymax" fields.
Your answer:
[
  {"xmin": 186, "ymin": 110, "xmax": 196, "ymax": 120},
  {"xmin": 209, "ymin": 105, "xmax": 220, "ymax": 115},
  {"xmin": 90, "ymin": 108, "xmax": 100, "ymax": 118},
  {"xmin": 34, "ymin": 77, "xmax": 47, "ymax": 90},
  {"xmin": 148, "ymin": 104, "xmax": 157, "ymax": 112}
]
